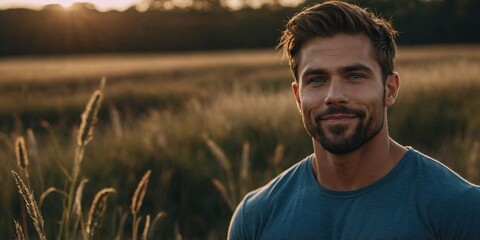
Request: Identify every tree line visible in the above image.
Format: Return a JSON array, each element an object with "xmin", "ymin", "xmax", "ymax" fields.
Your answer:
[{"xmin": 0, "ymin": 0, "xmax": 479, "ymax": 56}]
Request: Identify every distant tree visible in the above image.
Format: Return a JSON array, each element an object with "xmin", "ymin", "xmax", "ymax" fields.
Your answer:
[
  {"xmin": 41, "ymin": 4, "xmax": 66, "ymax": 11},
  {"xmin": 144, "ymin": 0, "xmax": 236, "ymax": 11},
  {"xmin": 69, "ymin": 2, "xmax": 98, "ymax": 11}
]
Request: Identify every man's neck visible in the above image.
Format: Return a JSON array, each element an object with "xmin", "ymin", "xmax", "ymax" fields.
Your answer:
[{"xmin": 311, "ymin": 128, "xmax": 407, "ymax": 191}]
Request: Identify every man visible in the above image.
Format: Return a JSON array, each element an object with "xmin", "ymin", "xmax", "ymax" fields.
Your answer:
[{"xmin": 228, "ymin": 1, "xmax": 480, "ymax": 239}]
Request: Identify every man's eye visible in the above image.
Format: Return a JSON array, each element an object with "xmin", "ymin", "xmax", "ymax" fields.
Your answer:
[
  {"xmin": 309, "ymin": 77, "xmax": 327, "ymax": 84},
  {"xmin": 347, "ymin": 73, "xmax": 366, "ymax": 80}
]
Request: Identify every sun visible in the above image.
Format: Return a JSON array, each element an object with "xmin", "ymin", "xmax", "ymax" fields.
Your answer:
[{"xmin": 48, "ymin": 0, "xmax": 77, "ymax": 8}]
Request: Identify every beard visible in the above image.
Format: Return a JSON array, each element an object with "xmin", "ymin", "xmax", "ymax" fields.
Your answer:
[{"xmin": 306, "ymin": 104, "xmax": 384, "ymax": 155}]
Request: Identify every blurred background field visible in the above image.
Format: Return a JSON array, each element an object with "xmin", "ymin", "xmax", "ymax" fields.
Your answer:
[
  {"xmin": 1, "ymin": 45, "xmax": 480, "ymax": 239},
  {"xmin": 1, "ymin": 0, "xmax": 480, "ymax": 239}
]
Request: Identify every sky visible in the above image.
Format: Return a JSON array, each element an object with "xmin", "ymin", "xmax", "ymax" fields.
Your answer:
[{"xmin": 0, "ymin": 0, "xmax": 142, "ymax": 11}]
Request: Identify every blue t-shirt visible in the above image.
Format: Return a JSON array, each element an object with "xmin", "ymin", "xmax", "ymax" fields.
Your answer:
[{"xmin": 228, "ymin": 148, "xmax": 480, "ymax": 240}]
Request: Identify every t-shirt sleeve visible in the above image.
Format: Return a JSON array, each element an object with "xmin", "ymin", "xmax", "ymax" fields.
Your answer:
[
  {"xmin": 442, "ymin": 186, "xmax": 480, "ymax": 239},
  {"xmin": 228, "ymin": 199, "xmax": 249, "ymax": 240}
]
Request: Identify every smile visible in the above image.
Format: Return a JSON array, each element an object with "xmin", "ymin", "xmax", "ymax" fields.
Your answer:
[{"xmin": 321, "ymin": 114, "xmax": 357, "ymax": 122}]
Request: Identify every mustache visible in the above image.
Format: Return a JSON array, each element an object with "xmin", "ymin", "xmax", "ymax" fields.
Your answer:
[{"xmin": 315, "ymin": 106, "xmax": 366, "ymax": 122}]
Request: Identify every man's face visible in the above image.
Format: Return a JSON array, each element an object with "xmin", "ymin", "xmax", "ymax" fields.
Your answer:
[{"xmin": 292, "ymin": 33, "xmax": 389, "ymax": 154}]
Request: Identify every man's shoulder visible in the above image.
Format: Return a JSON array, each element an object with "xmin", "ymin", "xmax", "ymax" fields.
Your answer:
[
  {"xmin": 406, "ymin": 148, "xmax": 480, "ymax": 207},
  {"xmin": 242, "ymin": 154, "xmax": 313, "ymax": 209},
  {"xmin": 228, "ymin": 155, "xmax": 314, "ymax": 239},
  {"xmin": 408, "ymin": 148, "xmax": 476, "ymax": 188}
]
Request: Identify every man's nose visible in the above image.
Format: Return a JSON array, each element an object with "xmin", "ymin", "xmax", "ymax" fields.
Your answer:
[{"xmin": 324, "ymin": 79, "xmax": 348, "ymax": 105}]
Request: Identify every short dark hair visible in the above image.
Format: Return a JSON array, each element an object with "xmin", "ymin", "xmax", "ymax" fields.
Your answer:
[{"xmin": 278, "ymin": 1, "xmax": 398, "ymax": 82}]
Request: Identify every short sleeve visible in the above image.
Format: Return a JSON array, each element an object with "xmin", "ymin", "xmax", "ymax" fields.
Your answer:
[
  {"xmin": 442, "ymin": 186, "xmax": 480, "ymax": 239},
  {"xmin": 228, "ymin": 199, "xmax": 249, "ymax": 240}
]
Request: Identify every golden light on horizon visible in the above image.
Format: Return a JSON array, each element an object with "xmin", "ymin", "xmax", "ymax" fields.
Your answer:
[{"xmin": 0, "ymin": 0, "xmax": 140, "ymax": 11}]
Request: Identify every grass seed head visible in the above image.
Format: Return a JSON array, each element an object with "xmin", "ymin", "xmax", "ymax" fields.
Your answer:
[
  {"xmin": 131, "ymin": 170, "xmax": 152, "ymax": 215},
  {"xmin": 11, "ymin": 171, "xmax": 46, "ymax": 240},
  {"xmin": 15, "ymin": 136, "xmax": 29, "ymax": 169},
  {"xmin": 74, "ymin": 178, "xmax": 89, "ymax": 217},
  {"xmin": 78, "ymin": 90, "xmax": 103, "ymax": 146},
  {"xmin": 86, "ymin": 188, "xmax": 116, "ymax": 238},
  {"xmin": 14, "ymin": 219, "xmax": 26, "ymax": 240}
]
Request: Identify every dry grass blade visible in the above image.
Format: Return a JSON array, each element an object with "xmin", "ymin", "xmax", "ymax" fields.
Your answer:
[
  {"xmin": 203, "ymin": 135, "xmax": 231, "ymax": 173},
  {"xmin": 26, "ymin": 128, "xmax": 39, "ymax": 160},
  {"xmin": 25, "ymin": 128, "xmax": 39, "ymax": 161},
  {"xmin": 148, "ymin": 211, "xmax": 167, "ymax": 239},
  {"xmin": 109, "ymin": 105, "xmax": 123, "ymax": 139},
  {"xmin": 99, "ymin": 76, "xmax": 107, "ymax": 90},
  {"xmin": 39, "ymin": 187, "xmax": 67, "ymax": 207},
  {"xmin": 114, "ymin": 209, "xmax": 129, "ymax": 240},
  {"xmin": 271, "ymin": 144, "xmax": 285, "ymax": 169},
  {"xmin": 240, "ymin": 142, "xmax": 251, "ymax": 197},
  {"xmin": 77, "ymin": 90, "xmax": 103, "ymax": 146},
  {"xmin": 131, "ymin": 170, "xmax": 152, "ymax": 215},
  {"xmin": 174, "ymin": 222, "xmax": 183, "ymax": 240},
  {"xmin": 141, "ymin": 215, "xmax": 151, "ymax": 240},
  {"xmin": 204, "ymin": 135, "xmax": 238, "ymax": 206},
  {"xmin": 86, "ymin": 188, "xmax": 116, "ymax": 238},
  {"xmin": 15, "ymin": 136, "xmax": 29, "ymax": 169},
  {"xmin": 14, "ymin": 219, "xmax": 26, "ymax": 240},
  {"xmin": 11, "ymin": 170, "xmax": 46, "ymax": 240},
  {"xmin": 211, "ymin": 178, "xmax": 235, "ymax": 212},
  {"xmin": 74, "ymin": 178, "xmax": 89, "ymax": 217}
]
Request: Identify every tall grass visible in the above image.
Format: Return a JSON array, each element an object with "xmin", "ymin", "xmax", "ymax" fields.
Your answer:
[
  {"xmin": 8, "ymin": 84, "xmax": 163, "ymax": 239},
  {"xmin": 1, "ymin": 46, "xmax": 479, "ymax": 238}
]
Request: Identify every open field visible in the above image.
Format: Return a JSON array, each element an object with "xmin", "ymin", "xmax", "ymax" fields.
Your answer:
[{"xmin": 1, "ymin": 45, "xmax": 480, "ymax": 239}]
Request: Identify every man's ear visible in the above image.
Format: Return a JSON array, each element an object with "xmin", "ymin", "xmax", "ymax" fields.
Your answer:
[
  {"xmin": 292, "ymin": 81, "xmax": 302, "ymax": 112},
  {"xmin": 384, "ymin": 72, "xmax": 400, "ymax": 107}
]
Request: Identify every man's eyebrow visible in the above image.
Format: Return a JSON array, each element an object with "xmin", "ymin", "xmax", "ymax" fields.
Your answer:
[
  {"xmin": 339, "ymin": 64, "xmax": 374, "ymax": 75},
  {"xmin": 301, "ymin": 68, "xmax": 329, "ymax": 78},
  {"xmin": 301, "ymin": 64, "xmax": 374, "ymax": 78}
]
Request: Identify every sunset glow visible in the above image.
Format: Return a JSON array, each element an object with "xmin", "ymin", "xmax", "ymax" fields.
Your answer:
[{"xmin": 0, "ymin": 0, "xmax": 140, "ymax": 11}]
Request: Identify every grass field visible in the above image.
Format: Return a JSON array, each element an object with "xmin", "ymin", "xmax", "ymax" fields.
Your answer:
[{"xmin": 1, "ymin": 45, "xmax": 480, "ymax": 239}]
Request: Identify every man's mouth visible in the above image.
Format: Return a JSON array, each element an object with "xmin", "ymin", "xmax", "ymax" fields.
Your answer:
[
  {"xmin": 321, "ymin": 114, "xmax": 357, "ymax": 123},
  {"xmin": 315, "ymin": 106, "xmax": 365, "ymax": 124}
]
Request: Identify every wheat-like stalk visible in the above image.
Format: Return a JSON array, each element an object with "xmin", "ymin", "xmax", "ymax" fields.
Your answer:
[
  {"xmin": 72, "ymin": 179, "xmax": 88, "ymax": 240},
  {"xmin": 15, "ymin": 136, "xmax": 29, "ymax": 169},
  {"xmin": 74, "ymin": 178, "xmax": 89, "ymax": 217},
  {"xmin": 85, "ymin": 188, "xmax": 115, "ymax": 239},
  {"xmin": 131, "ymin": 170, "xmax": 152, "ymax": 215},
  {"xmin": 131, "ymin": 170, "xmax": 152, "ymax": 240},
  {"xmin": 14, "ymin": 135, "xmax": 32, "ymax": 238},
  {"xmin": 203, "ymin": 135, "xmax": 237, "ymax": 204},
  {"xmin": 203, "ymin": 135, "xmax": 231, "ymax": 173},
  {"xmin": 203, "ymin": 135, "xmax": 239, "ymax": 211},
  {"xmin": 14, "ymin": 219, "xmax": 26, "ymax": 240},
  {"xmin": 141, "ymin": 214, "xmax": 151, "ymax": 240},
  {"xmin": 11, "ymin": 170, "xmax": 46, "ymax": 240},
  {"xmin": 77, "ymin": 90, "xmax": 103, "ymax": 147},
  {"xmin": 64, "ymin": 88, "xmax": 104, "ymax": 239}
]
